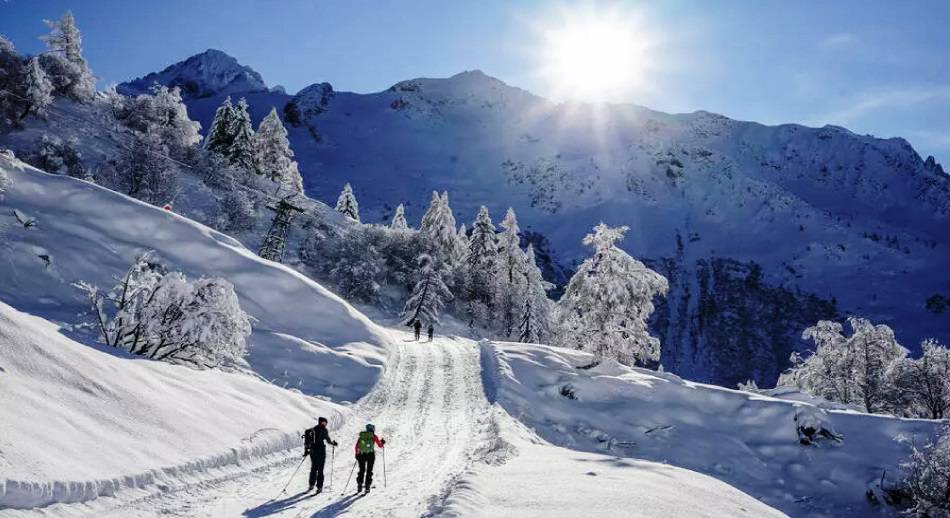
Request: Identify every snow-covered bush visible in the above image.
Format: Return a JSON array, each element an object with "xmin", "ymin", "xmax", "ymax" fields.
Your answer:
[
  {"xmin": 904, "ymin": 426, "xmax": 950, "ymax": 516},
  {"xmin": 553, "ymin": 223, "xmax": 669, "ymax": 367},
  {"xmin": 793, "ymin": 406, "xmax": 842, "ymax": 446},
  {"xmin": 99, "ymin": 132, "xmax": 179, "ymax": 205},
  {"xmin": 215, "ymin": 187, "xmax": 258, "ymax": 232},
  {"xmin": 113, "ymin": 84, "xmax": 201, "ymax": 162},
  {"xmin": 0, "ymin": 164, "xmax": 10, "ymax": 200},
  {"xmin": 779, "ymin": 317, "xmax": 908, "ymax": 414},
  {"xmin": 895, "ymin": 339, "xmax": 950, "ymax": 419},
  {"xmin": 25, "ymin": 135, "xmax": 86, "ymax": 178},
  {"xmin": 75, "ymin": 252, "xmax": 251, "ymax": 369}
]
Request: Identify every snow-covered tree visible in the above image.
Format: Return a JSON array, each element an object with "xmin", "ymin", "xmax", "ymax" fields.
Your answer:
[
  {"xmin": 100, "ymin": 132, "xmax": 178, "ymax": 205},
  {"xmin": 419, "ymin": 191, "xmax": 461, "ymax": 265},
  {"xmin": 554, "ymin": 223, "xmax": 669, "ymax": 367},
  {"xmin": 519, "ymin": 244, "xmax": 552, "ymax": 343},
  {"xmin": 496, "ymin": 208, "xmax": 527, "ymax": 337},
  {"xmin": 896, "ymin": 339, "xmax": 950, "ymax": 419},
  {"xmin": 390, "ymin": 203, "xmax": 410, "ymax": 230},
  {"xmin": 216, "ymin": 188, "xmax": 257, "ymax": 232},
  {"xmin": 226, "ymin": 97, "xmax": 256, "ymax": 171},
  {"xmin": 20, "ymin": 57, "xmax": 53, "ymax": 119},
  {"xmin": 779, "ymin": 317, "xmax": 908, "ymax": 414},
  {"xmin": 40, "ymin": 11, "xmax": 95, "ymax": 100},
  {"xmin": 114, "ymin": 85, "xmax": 201, "ymax": 161},
  {"xmin": 400, "ymin": 254, "xmax": 453, "ymax": 327},
  {"xmin": 254, "ymin": 107, "xmax": 302, "ymax": 192},
  {"xmin": 461, "ymin": 206, "xmax": 498, "ymax": 330},
  {"xmin": 205, "ymin": 96, "xmax": 235, "ymax": 155},
  {"xmin": 0, "ymin": 37, "xmax": 31, "ymax": 126},
  {"xmin": 26, "ymin": 135, "xmax": 86, "ymax": 178},
  {"xmin": 0, "ymin": 164, "xmax": 10, "ymax": 200},
  {"xmin": 328, "ymin": 231, "xmax": 384, "ymax": 301},
  {"xmin": 904, "ymin": 425, "xmax": 950, "ymax": 516},
  {"xmin": 335, "ymin": 182, "xmax": 360, "ymax": 221},
  {"xmin": 75, "ymin": 253, "xmax": 251, "ymax": 368}
]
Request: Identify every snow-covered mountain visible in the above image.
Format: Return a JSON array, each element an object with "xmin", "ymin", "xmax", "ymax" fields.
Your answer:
[
  {"xmin": 118, "ymin": 49, "xmax": 269, "ymax": 99},
  {"xmin": 129, "ymin": 52, "xmax": 948, "ymax": 388}
]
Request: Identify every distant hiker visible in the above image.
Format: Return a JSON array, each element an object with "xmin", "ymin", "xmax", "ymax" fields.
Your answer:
[
  {"xmin": 354, "ymin": 423, "xmax": 386, "ymax": 493},
  {"xmin": 303, "ymin": 417, "xmax": 338, "ymax": 492},
  {"xmin": 427, "ymin": 323, "xmax": 434, "ymax": 342},
  {"xmin": 413, "ymin": 320, "xmax": 422, "ymax": 341}
]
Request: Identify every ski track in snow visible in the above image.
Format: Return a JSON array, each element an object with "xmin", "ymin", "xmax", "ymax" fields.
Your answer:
[
  {"xmin": 91, "ymin": 330, "xmax": 493, "ymax": 518},
  {"xmin": 10, "ymin": 327, "xmax": 782, "ymax": 518}
]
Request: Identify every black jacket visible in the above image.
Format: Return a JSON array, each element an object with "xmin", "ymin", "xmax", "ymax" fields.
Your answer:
[{"xmin": 304, "ymin": 425, "xmax": 337, "ymax": 455}]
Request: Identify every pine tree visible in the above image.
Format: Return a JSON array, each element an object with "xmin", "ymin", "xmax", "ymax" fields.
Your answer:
[
  {"xmin": 254, "ymin": 107, "xmax": 303, "ymax": 192},
  {"xmin": 496, "ymin": 208, "xmax": 526, "ymax": 337},
  {"xmin": 400, "ymin": 254, "xmax": 452, "ymax": 327},
  {"xmin": 419, "ymin": 191, "xmax": 461, "ymax": 265},
  {"xmin": 335, "ymin": 182, "xmax": 360, "ymax": 221},
  {"xmin": 390, "ymin": 203, "xmax": 410, "ymax": 230},
  {"xmin": 462, "ymin": 206, "xmax": 498, "ymax": 329},
  {"xmin": 205, "ymin": 96, "xmax": 235, "ymax": 154},
  {"xmin": 226, "ymin": 97, "xmax": 256, "ymax": 171},
  {"xmin": 453, "ymin": 224, "xmax": 469, "ymax": 265},
  {"xmin": 41, "ymin": 11, "xmax": 94, "ymax": 100},
  {"xmin": 554, "ymin": 223, "xmax": 669, "ymax": 367},
  {"xmin": 21, "ymin": 57, "xmax": 53, "ymax": 119},
  {"xmin": 519, "ymin": 244, "xmax": 551, "ymax": 343}
]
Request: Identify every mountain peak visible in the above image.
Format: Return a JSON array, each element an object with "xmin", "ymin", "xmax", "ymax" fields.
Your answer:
[{"xmin": 118, "ymin": 49, "xmax": 268, "ymax": 99}]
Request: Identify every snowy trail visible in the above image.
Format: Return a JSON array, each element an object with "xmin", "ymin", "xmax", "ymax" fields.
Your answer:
[
  {"xmin": 88, "ymin": 330, "xmax": 492, "ymax": 518},
  {"xmin": 20, "ymin": 327, "xmax": 783, "ymax": 517}
]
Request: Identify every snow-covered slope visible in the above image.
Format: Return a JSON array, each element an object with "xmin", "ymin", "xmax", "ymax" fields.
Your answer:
[
  {"xmin": 479, "ymin": 340, "xmax": 942, "ymax": 517},
  {"xmin": 118, "ymin": 49, "xmax": 268, "ymax": 99},
  {"xmin": 129, "ymin": 51, "xmax": 949, "ymax": 388},
  {"xmin": 0, "ymin": 301, "xmax": 338, "ymax": 510},
  {"xmin": 0, "ymin": 155, "xmax": 390, "ymax": 400}
]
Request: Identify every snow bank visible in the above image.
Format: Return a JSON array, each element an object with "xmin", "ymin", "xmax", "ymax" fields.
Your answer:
[
  {"xmin": 0, "ymin": 155, "xmax": 391, "ymax": 401},
  {"xmin": 479, "ymin": 340, "xmax": 942, "ymax": 517},
  {"xmin": 0, "ymin": 156, "xmax": 395, "ymax": 509},
  {"xmin": 0, "ymin": 302, "xmax": 337, "ymax": 509}
]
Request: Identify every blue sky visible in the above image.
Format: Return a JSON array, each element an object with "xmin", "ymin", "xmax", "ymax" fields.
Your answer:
[{"xmin": 2, "ymin": 0, "xmax": 949, "ymax": 164}]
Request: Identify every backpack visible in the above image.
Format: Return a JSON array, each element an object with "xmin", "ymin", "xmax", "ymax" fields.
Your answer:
[
  {"xmin": 357, "ymin": 431, "xmax": 375, "ymax": 454},
  {"xmin": 304, "ymin": 427, "xmax": 315, "ymax": 448}
]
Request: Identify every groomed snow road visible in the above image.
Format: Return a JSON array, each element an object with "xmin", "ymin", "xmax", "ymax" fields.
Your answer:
[{"xmin": 47, "ymin": 328, "xmax": 782, "ymax": 518}]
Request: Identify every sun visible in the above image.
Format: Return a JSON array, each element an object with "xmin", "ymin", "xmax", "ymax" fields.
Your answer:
[{"xmin": 536, "ymin": 7, "xmax": 653, "ymax": 103}]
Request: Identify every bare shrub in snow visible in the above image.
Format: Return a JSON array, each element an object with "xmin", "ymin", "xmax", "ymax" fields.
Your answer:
[
  {"xmin": 25, "ymin": 135, "xmax": 86, "ymax": 178},
  {"xmin": 99, "ymin": 132, "xmax": 179, "ymax": 205},
  {"xmin": 554, "ymin": 223, "xmax": 669, "ymax": 367},
  {"xmin": 779, "ymin": 317, "xmax": 907, "ymax": 414},
  {"xmin": 904, "ymin": 426, "xmax": 950, "ymax": 516},
  {"xmin": 75, "ymin": 252, "xmax": 251, "ymax": 369}
]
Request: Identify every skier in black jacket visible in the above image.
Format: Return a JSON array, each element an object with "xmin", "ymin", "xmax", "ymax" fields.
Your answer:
[{"xmin": 303, "ymin": 417, "xmax": 338, "ymax": 492}]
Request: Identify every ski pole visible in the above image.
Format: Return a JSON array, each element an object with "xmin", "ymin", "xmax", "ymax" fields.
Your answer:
[
  {"xmin": 281, "ymin": 455, "xmax": 307, "ymax": 495},
  {"xmin": 382, "ymin": 448, "xmax": 387, "ymax": 488},
  {"xmin": 329, "ymin": 446, "xmax": 336, "ymax": 490},
  {"xmin": 340, "ymin": 459, "xmax": 358, "ymax": 495}
]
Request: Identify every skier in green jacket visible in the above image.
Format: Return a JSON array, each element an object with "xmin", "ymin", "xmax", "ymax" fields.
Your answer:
[{"xmin": 354, "ymin": 423, "xmax": 386, "ymax": 493}]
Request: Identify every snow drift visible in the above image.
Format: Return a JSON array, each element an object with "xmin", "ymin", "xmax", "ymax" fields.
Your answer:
[
  {"xmin": 0, "ymin": 155, "xmax": 391, "ymax": 400},
  {"xmin": 0, "ymin": 301, "xmax": 337, "ymax": 509},
  {"xmin": 0, "ymin": 155, "xmax": 394, "ymax": 509},
  {"xmin": 479, "ymin": 340, "xmax": 943, "ymax": 517}
]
